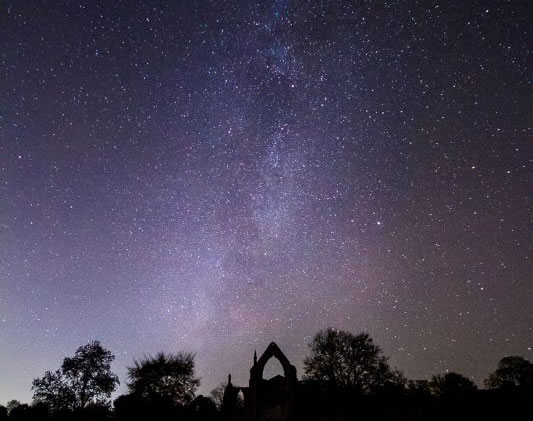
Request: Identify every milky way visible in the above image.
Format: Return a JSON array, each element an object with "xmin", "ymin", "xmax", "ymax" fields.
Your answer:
[{"xmin": 0, "ymin": 1, "xmax": 531, "ymax": 403}]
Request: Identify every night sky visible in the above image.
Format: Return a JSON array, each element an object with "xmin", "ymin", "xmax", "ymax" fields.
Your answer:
[{"xmin": 0, "ymin": 0, "xmax": 531, "ymax": 404}]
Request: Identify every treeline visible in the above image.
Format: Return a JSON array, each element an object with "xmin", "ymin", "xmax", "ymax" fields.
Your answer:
[{"xmin": 1, "ymin": 328, "xmax": 532, "ymax": 421}]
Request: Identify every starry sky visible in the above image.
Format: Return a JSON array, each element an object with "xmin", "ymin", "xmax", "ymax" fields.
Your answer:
[{"xmin": 0, "ymin": 0, "xmax": 531, "ymax": 404}]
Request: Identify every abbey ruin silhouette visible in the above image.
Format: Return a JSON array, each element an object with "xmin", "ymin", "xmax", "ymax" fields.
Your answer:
[
  {"xmin": 223, "ymin": 342, "xmax": 298, "ymax": 421},
  {"xmin": 5, "ymin": 335, "xmax": 532, "ymax": 421}
]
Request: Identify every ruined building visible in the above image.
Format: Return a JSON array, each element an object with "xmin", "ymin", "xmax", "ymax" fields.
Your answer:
[{"xmin": 223, "ymin": 342, "xmax": 298, "ymax": 421}]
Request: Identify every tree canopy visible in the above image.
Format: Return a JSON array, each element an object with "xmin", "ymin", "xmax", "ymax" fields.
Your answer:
[
  {"xmin": 209, "ymin": 382, "xmax": 226, "ymax": 410},
  {"xmin": 429, "ymin": 372, "xmax": 477, "ymax": 396},
  {"xmin": 127, "ymin": 352, "xmax": 200, "ymax": 406},
  {"xmin": 484, "ymin": 356, "xmax": 533, "ymax": 389},
  {"xmin": 303, "ymin": 328, "xmax": 403, "ymax": 394},
  {"xmin": 32, "ymin": 340, "xmax": 119, "ymax": 413}
]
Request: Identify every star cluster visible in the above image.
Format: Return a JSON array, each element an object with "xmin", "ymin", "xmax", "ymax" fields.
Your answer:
[{"xmin": 0, "ymin": 0, "xmax": 531, "ymax": 403}]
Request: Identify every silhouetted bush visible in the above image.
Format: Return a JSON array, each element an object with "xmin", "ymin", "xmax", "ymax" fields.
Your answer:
[
  {"xmin": 407, "ymin": 379, "xmax": 431, "ymax": 397},
  {"xmin": 6, "ymin": 403, "xmax": 49, "ymax": 421},
  {"xmin": 429, "ymin": 372, "xmax": 477, "ymax": 396},
  {"xmin": 112, "ymin": 351, "xmax": 202, "ymax": 421},
  {"xmin": 189, "ymin": 395, "xmax": 219, "ymax": 420},
  {"xmin": 114, "ymin": 393, "xmax": 189, "ymax": 421},
  {"xmin": 126, "ymin": 352, "xmax": 199, "ymax": 407}
]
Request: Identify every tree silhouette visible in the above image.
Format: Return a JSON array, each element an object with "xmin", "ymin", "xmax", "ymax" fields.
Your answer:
[
  {"xmin": 127, "ymin": 352, "xmax": 200, "ymax": 407},
  {"xmin": 6, "ymin": 403, "xmax": 30, "ymax": 421},
  {"xmin": 189, "ymin": 395, "xmax": 219, "ymax": 420},
  {"xmin": 31, "ymin": 369, "xmax": 74, "ymax": 413},
  {"xmin": 484, "ymin": 355, "xmax": 533, "ymax": 390},
  {"xmin": 32, "ymin": 340, "xmax": 119, "ymax": 413},
  {"xmin": 6, "ymin": 402, "xmax": 49, "ymax": 421},
  {"xmin": 407, "ymin": 379, "xmax": 431, "ymax": 397},
  {"xmin": 5, "ymin": 401, "xmax": 21, "ymax": 415},
  {"xmin": 429, "ymin": 372, "xmax": 477, "ymax": 396},
  {"xmin": 0, "ymin": 405, "xmax": 6, "ymax": 421},
  {"xmin": 303, "ymin": 328, "xmax": 402, "ymax": 394},
  {"xmin": 209, "ymin": 381, "xmax": 226, "ymax": 410}
]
